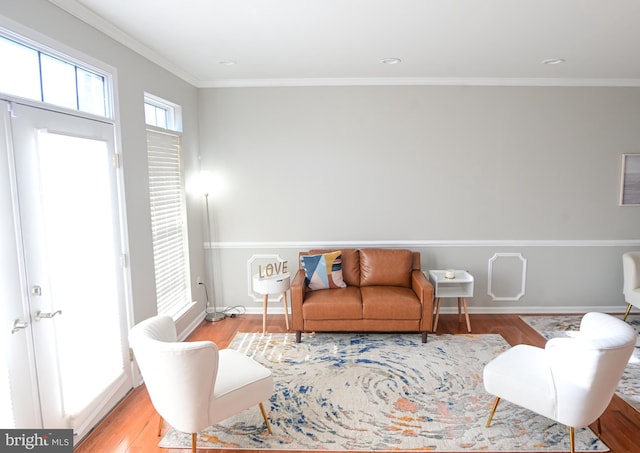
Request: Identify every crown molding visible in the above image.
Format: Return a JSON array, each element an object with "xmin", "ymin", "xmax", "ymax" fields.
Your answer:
[
  {"xmin": 200, "ymin": 77, "xmax": 640, "ymax": 89},
  {"xmin": 47, "ymin": 0, "xmax": 200, "ymax": 87}
]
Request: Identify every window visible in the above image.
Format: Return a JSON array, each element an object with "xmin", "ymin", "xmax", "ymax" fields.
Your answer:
[
  {"xmin": 144, "ymin": 93, "xmax": 181, "ymax": 131},
  {"xmin": 145, "ymin": 95, "xmax": 191, "ymax": 317},
  {"xmin": 0, "ymin": 34, "xmax": 109, "ymax": 118}
]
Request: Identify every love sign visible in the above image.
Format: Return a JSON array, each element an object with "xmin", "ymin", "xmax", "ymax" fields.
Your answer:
[{"xmin": 258, "ymin": 261, "xmax": 288, "ymax": 279}]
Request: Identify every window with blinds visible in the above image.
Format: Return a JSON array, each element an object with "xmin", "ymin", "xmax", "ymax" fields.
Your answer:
[{"xmin": 146, "ymin": 128, "xmax": 192, "ymax": 317}]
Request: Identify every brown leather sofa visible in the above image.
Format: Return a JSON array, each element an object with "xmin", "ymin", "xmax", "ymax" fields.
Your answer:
[{"xmin": 290, "ymin": 248, "xmax": 434, "ymax": 343}]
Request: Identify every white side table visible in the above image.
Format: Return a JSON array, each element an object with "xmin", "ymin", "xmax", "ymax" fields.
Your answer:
[
  {"xmin": 428, "ymin": 270, "xmax": 474, "ymax": 333},
  {"xmin": 252, "ymin": 273, "xmax": 291, "ymax": 333}
]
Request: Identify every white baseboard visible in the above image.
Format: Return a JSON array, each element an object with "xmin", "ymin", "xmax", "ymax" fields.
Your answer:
[{"xmin": 231, "ymin": 305, "xmax": 628, "ymax": 316}]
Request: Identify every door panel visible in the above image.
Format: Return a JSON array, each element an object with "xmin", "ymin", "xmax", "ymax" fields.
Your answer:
[{"xmin": 0, "ymin": 101, "xmax": 41, "ymax": 429}]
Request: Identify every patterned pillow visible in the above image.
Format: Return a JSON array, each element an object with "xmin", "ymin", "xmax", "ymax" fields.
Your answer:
[{"xmin": 300, "ymin": 251, "xmax": 347, "ymax": 291}]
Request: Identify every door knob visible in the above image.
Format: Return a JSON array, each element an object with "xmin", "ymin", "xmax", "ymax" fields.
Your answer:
[
  {"xmin": 11, "ymin": 319, "xmax": 29, "ymax": 334},
  {"xmin": 34, "ymin": 310, "xmax": 62, "ymax": 321}
]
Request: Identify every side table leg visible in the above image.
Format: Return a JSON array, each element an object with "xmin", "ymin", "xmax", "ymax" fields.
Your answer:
[
  {"xmin": 462, "ymin": 297, "xmax": 471, "ymax": 332},
  {"xmin": 457, "ymin": 297, "xmax": 462, "ymax": 323},
  {"xmin": 433, "ymin": 298, "xmax": 441, "ymax": 332},
  {"xmin": 282, "ymin": 291, "xmax": 290, "ymax": 330},
  {"xmin": 262, "ymin": 294, "xmax": 269, "ymax": 333}
]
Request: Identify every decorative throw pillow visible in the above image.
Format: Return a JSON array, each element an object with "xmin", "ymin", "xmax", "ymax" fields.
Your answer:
[{"xmin": 300, "ymin": 251, "xmax": 347, "ymax": 291}]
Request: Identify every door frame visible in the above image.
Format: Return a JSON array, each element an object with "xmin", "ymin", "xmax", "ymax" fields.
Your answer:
[{"xmin": 0, "ymin": 96, "xmax": 134, "ymax": 442}]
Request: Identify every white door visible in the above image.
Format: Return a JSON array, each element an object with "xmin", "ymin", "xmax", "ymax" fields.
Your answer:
[{"xmin": 2, "ymin": 100, "xmax": 132, "ymax": 442}]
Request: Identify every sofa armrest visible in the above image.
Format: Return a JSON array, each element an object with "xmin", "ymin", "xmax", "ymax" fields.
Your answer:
[
  {"xmin": 290, "ymin": 269, "xmax": 306, "ymax": 332},
  {"xmin": 412, "ymin": 270, "xmax": 434, "ymax": 332}
]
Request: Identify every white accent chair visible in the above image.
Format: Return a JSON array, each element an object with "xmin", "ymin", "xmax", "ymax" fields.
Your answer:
[
  {"xmin": 623, "ymin": 251, "xmax": 640, "ymax": 321},
  {"xmin": 129, "ymin": 315, "xmax": 274, "ymax": 453},
  {"xmin": 483, "ymin": 312, "xmax": 635, "ymax": 453}
]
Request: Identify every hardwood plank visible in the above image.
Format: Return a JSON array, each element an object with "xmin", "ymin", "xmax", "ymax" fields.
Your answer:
[{"xmin": 75, "ymin": 314, "xmax": 640, "ymax": 453}]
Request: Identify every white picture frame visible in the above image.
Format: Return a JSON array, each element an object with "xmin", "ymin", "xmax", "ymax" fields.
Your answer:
[{"xmin": 620, "ymin": 154, "xmax": 640, "ymax": 206}]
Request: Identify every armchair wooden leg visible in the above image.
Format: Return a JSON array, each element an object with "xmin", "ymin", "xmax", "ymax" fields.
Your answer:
[
  {"xmin": 259, "ymin": 402, "xmax": 273, "ymax": 434},
  {"xmin": 191, "ymin": 432, "xmax": 197, "ymax": 453},
  {"xmin": 569, "ymin": 426, "xmax": 575, "ymax": 453},
  {"xmin": 595, "ymin": 417, "xmax": 602, "ymax": 437},
  {"xmin": 623, "ymin": 303, "xmax": 632, "ymax": 321},
  {"xmin": 486, "ymin": 397, "xmax": 501, "ymax": 428}
]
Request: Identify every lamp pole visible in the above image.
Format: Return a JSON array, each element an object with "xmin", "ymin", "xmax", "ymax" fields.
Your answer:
[{"xmin": 204, "ymin": 191, "xmax": 225, "ymax": 322}]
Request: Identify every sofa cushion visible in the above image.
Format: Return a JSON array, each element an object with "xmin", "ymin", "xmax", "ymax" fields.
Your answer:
[
  {"xmin": 361, "ymin": 286, "xmax": 422, "ymax": 319},
  {"xmin": 300, "ymin": 251, "xmax": 347, "ymax": 290},
  {"xmin": 359, "ymin": 248, "xmax": 412, "ymax": 288},
  {"xmin": 302, "ymin": 287, "xmax": 362, "ymax": 320},
  {"xmin": 304, "ymin": 249, "xmax": 360, "ymax": 287}
]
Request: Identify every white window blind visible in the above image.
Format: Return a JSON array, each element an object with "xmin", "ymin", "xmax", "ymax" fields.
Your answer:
[{"xmin": 147, "ymin": 128, "xmax": 191, "ymax": 317}]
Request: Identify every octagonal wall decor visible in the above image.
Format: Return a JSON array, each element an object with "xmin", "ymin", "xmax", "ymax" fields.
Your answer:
[{"xmin": 487, "ymin": 253, "xmax": 527, "ymax": 301}]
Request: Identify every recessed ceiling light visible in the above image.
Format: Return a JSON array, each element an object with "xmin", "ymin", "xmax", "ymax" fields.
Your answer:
[
  {"xmin": 380, "ymin": 57, "xmax": 402, "ymax": 65},
  {"xmin": 541, "ymin": 58, "xmax": 565, "ymax": 65},
  {"xmin": 218, "ymin": 60, "xmax": 237, "ymax": 66}
]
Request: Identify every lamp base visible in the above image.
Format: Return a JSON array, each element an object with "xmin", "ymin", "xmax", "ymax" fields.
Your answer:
[{"xmin": 205, "ymin": 311, "xmax": 226, "ymax": 322}]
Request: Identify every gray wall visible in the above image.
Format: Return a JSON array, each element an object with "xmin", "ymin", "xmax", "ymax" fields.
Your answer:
[
  {"xmin": 198, "ymin": 86, "xmax": 640, "ymax": 313},
  {"xmin": 1, "ymin": 0, "xmax": 206, "ymax": 334}
]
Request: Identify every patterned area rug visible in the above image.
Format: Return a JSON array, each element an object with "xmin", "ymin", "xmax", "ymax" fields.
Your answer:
[
  {"xmin": 521, "ymin": 314, "xmax": 640, "ymax": 414},
  {"xmin": 159, "ymin": 332, "xmax": 608, "ymax": 451}
]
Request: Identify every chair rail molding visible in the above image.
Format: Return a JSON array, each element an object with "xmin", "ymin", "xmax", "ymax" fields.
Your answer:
[
  {"xmin": 207, "ymin": 239, "xmax": 640, "ymax": 249},
  {"xmin": 487, "ymin": 252, "xmax": 527, "ymax": 301}
]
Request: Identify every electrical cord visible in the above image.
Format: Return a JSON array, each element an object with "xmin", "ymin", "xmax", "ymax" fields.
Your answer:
[
  {"xmin": 198, "ymin": 281, "xmax": 246, "ymax": 318},
  {"xmin": 221, "ymin": 305, "xmax": 247, "ymax": 318}
]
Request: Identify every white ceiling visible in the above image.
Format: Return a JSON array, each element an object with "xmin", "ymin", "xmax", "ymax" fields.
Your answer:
[{"xmin": 49, "ymin": 0, "xmax": 640, "ymax": 88}]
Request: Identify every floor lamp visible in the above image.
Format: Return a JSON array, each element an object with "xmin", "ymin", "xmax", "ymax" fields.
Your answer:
[{"xmin": 203, "ymin": 184, "xmax": 225, "ymax": 322}]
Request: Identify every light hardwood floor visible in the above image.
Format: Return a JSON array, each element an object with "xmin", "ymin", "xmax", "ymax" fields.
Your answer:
[{"xmin": 75, "ymin": 313, "xmax": 640, "ymax": 453}]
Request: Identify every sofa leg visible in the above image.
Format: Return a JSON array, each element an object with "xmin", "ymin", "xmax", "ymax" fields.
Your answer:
[
  {"xmin": 296, "ymin": 330, "xmax": 301, "ymax": 343},
  {"xmin": 422, "ymin": 331, "xmax": 428, "ymax": 343}
]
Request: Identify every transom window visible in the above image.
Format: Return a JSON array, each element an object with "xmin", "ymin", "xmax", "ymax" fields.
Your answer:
[
  {"xmin": 0, "ymin": 34, "xmax": 110, "ymax": 118},
  {"xmin": 144, "ymin": 93, "xmax": 181, "ymax": 132}
]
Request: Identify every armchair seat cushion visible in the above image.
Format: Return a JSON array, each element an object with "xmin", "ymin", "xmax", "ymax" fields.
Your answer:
[
  {"xmin": 483, "ymin": 344, "xmax": 555, "ymax": 418},
  {"xmin": 302, "ymin": 287, "xmax": 363, "ymax": 320},
  {"xmin": 212, "ymin": 349, "xmax": 274, "ymax": 423},
  {"xmin": 361, "ymin": 286, "xmax": 422, "ymax": 319}
]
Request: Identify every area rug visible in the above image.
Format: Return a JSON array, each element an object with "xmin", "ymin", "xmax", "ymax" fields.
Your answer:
[
  {"xmin": 521, "ymin": 314, "xmax": 640, "ymax": 414},
  {"xmin": 160, "ymin": 332, "xmax": 608, "ymax": 451}
]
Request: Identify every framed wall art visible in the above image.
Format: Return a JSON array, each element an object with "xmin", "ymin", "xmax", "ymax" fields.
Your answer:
[{"xmin": 620, "ymin": 154, "xmax": 640, "ymax": 206}]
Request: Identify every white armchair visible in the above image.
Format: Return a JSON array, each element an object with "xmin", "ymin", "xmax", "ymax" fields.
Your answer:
[
  {"xmin": 483, "ymin": 312, "xmax": 635, "ymax": 453},
  {"xmin": 129, "ymin": 315, "xmax": 274, "ymax": 453},
  {"xmin": 623, "ymin": 251, "xmax": 640, "ymax": 321}
]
